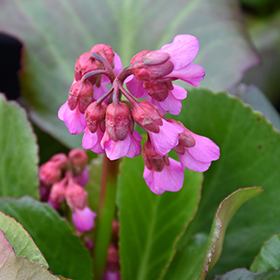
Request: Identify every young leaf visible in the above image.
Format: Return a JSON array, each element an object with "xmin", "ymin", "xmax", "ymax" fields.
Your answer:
[
  {"xmin": 0, "ymin": 197, "xmax": 93, "ymax": 280},
  {"xmin": 0, "ymin": 94, "xmax": 38, "ymax": 198},
  {"xmin": 213, "ymin": 268, "xmax": 280, "ymax": 280},
  {"xmin": 117, "ymin": 155, "xmax": 203, "ymax": 280},
  {"xmin": 0, "ymin": 211, "xmax": 48, "ymax": 269},
  {"xmin": 175, "ymin": 89, "xmax": 280, "ymax": 276},
  {"xmin": 250, "ymin": 234, "xmax": 280, "ymax": 272},
  {"xmin": 0, "ymin": 0, "xmax": 259, "ymax": 147},
  {"xmin": 0, "ymin": 229, "xmax": 59, "ymax": 279}
]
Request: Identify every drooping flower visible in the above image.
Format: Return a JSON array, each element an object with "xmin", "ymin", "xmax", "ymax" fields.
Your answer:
[
  {"xmin": 169, "ymin": 119, "xmax": 220, "ymax": 172},
  {"xmin": 126, "ymin": 34, "xmax": 205, "ymax": 115},
  {"xmin": 72, "ymin": 206, "xmax": 97, "ymax": 232}
]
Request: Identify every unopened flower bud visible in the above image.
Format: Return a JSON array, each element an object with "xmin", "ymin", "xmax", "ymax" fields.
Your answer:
[
  {"xmin": 85, "ymin": 101, "xmax": 107, "ymax": 133},
  {"xmin": 90, "ymin": 44, "xmax": 115, "ymax": 68},
  {"xmin": 72, "ymin": 206, "xmax": 96, "ymax": 232},
  {"xmin": 49, "ymin": 179, "xmax": 67, "ymax": 206},
  {"xmin": 68, "ymin": 80, "xmax": 93, "ymax": 114},
  {"xmin": 69, "ymin": 148, "xmax": 88, "ymax": 174},
  {"xmin": 39, "ymin": 161, "xmax": 62, "ymax": 186},
  {"xmin": 132, "ymin": 100, "xmax": 163, "ymax": 133},
  {"xmin": 106, "ymin": 244, "xmax": 120, "ymax": 272},
  {"xmin": 50, "ymin": 153, "xmax": 69, "ymax": 169},
  {"xmin": 106, "ymin": 102, "xmax": 132, "ymax": 141},
  {"xmin": 65, "ymin": 180, "xmax": 87, "ymax": 210},
  {"xmin": 143, "ymin": 81, "xmax": 173, "ymax": 101},
  {"xmin": 142, "ymin": 138, "xmax": 169, "ymax": 172},
  {"xmin": 75, "ymin": 52, "xmax": 100, "ymax": 81},
  {"xmin": 131, "ymin": 50, "xmax": 174, "ymax": 81},
  {"xmin": 39, "ymin": 184, "xmax": 50, "ymax": 201}
]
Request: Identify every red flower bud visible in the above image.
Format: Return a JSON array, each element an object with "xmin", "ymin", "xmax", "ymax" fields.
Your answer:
[
  {"xmin": 90, "ymin": 44, "xmax": 115, "ymax": 68},
  {"xmin": 50, "ymin": 153, "xmax": 69, "ymax": 169},
  {"xmin": 142, "ymin": 138, "xmax": 169, "ymax": 172},
  {"xmin": 39, "ymin": 161, "xmax": 62, "ymax": 186},
  {"xmin": 68, "ymin": 80, "xmax": 93, "ymax": 114},
  {"xmin": 65, "ymin": 180, "xmax": 87, "ymax": 210},
  {"xmin": 132, "ymin": 100, "xmax": 163, "ymax": 133},
  {"xmin": 75, "ymin": 52, "xmax": 100, "ymax": 81},
  {"xmin": 143, "ymin": 81, "xmax": 173, "ymax": 101},
  {"xmin": 49, "ymin": 179, "xmax": 67, "ymax": 205},
  {"xmin": 106, "ymin": 102, "xmax": 132, "ymax": 141},
  {"xmin": 85, "ymin": 101, "xmax": 107, "ymax": 133},
  {"xmin": 69, "ymin": 148, "xmax": 88, "ymax": 174}
]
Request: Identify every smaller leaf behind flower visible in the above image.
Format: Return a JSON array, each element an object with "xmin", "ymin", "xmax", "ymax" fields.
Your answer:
[
  {"xmin": 0, "ymin": 229, "xmax": 59, "ymax": 280},
  {"xmin": 0, "ymin": 211, "xmax": 48, "ymax": 269},
  {"xmin": 163, "ymin": 187, "xmax": 262, "ymax": 280},
  {"xmin": 250, "ymin": 234, "xmax": 280, "ymax": 272}
]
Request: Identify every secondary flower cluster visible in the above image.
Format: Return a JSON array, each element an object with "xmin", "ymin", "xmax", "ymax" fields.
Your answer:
[
  {"xmin": 39, "ymin": 149, "xmax": 96, "ymax": 232},
  {"xmin": 59, "ymin": 35, "xmax": 220, "ymax": 194}
]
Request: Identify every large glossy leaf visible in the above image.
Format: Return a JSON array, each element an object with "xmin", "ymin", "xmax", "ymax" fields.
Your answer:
[
  {"xmin": 0, "ymin": 229, "xmax": 59, "ymax": 280},
  {"xmin": 0, "ymin": 197, "xmax": 93, "ymax": 280},
  {"xmin": 0, "ymin": 94, "xmax": 38, "ymax": 198},
  {"xmin": 164, "ymin": 187, "xmax": 262, "ymax": 280},
  {"xmin": 173, "ymin": 89, "xmax": 280, "ymax": 276},
  {"xmin": 0, "ymin": 0, "xmax": 259, "ymax": 148},
  {"xmin": 250, "ymin": 234, "xmax": 280, "ymax": 272},
  {"xmin": 213, "ymin": 268, "xmax": 280, "ymax": 280},
  {"xmin": 117, "ymin": 155, "xmax": 203, "ymax": 280},
  {"xmin": 0, "ymin": 211, "xmax": 48, "ymax": 268}
]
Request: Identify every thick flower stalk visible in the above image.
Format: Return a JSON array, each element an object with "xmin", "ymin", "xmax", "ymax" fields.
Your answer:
[{"xmin": 58, "ymin": 35, "xmax": 220, "ymax": 195}]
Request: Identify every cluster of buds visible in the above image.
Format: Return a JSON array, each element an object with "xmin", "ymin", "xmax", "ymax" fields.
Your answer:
[
  {"xmin": 59, "ymin": 35, "xmax": 220, "ymax": 194},
  {"xmin": 39, "ymin": 149, "xmax": 96, "ymax": 232}
]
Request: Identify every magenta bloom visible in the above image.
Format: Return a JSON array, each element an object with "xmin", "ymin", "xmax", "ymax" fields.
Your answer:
[
  {"xmin": 72, "ymin": 206, "xmax": 97, "ymax": 232},
  {"xmin": 74, "ymin": 168, "xmax": 90, "ymax": 186},
  {"xmin": 82, "ymin": 126, "xmax": 105, "ymax": 154},
  {"xmin": 143, "ymin": 158, "xmax": 184, "ymax": 195},
  {"xmin": 177, "ymin": 130, "xmax": 220, "ymax": 172},
  {"xmin": 148, "ymin": 119, "xmax": 184, "ymax": 156},
  {"xmin": 101, "ymin": 129, "xmax": 142, "ymax": 161}
]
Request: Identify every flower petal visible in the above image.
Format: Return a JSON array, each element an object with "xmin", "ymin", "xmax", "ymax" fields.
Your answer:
[
  {"xmin": 104, "ymin": 136, "xmax": 130, "ymax": 161},
  {"xmin": 166, "ymin": 62, "xmax": 205, "ymax": 87},
  {"xmin": 126, "ymin": 76, "xmax": 149, "ymax": 99},
  {"xmin": 160, "ymin": 34, "xmax": 199, "ymax": 69},
  {"xmin": 82, "ymin": 127, "xmax": 104, "ymax": 154},
  {"xmin": 72, "ymin": 207, "xmax": 96, "ymax": 232},
  {"xmin": 178, "ymin": 151, "xmax": 211, "ymax": 172},
  {"xmin": 143, "ymin": 167, "xmax": 166, "ymax": 195},
  {"xmin": 125, "ymin": 130, "xmax": 142, "ymax": 158}
]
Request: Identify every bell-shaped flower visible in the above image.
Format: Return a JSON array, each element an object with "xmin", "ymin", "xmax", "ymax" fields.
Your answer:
[{"xmin": 72, "ymin": 206, "xmax": 97, "ymax": 232}]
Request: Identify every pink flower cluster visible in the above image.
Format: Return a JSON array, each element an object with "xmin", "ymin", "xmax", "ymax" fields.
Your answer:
[
  {"xmin": 39, "ymin": 149, "xmax": 96, "ymax": 232},
  {"xmin": 58, "ymin": 35, "xmax": 220, "ymax": 195}
]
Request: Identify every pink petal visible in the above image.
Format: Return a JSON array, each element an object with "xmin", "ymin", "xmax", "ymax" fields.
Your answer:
[
  {"xmin": 58, "ymin": 101, "xmax": 86, "ymax": 134},
  {"xmin": 93, "ymin": 84, "xmax": 108, "ymax": 102},
  {"xmin": 178, "ymin": 152, "xmax": 211, "ymax": 172},
  {"xmin": 102, "ymin": 52, "xmax": 123, "ymax": 84},
  {"xmin": 172, "ymin": 84, "xmax": 187, "ymax": 99},
  {"xmin": 126, "ymin": 76, "xmax": 149, "ymax": 99},
  {"xmin": 188, "ymin": 132, "xmax": 220, "ymax": 162},
  {"xmin": 166, "ymin": 62, "xmax": 205, "ymax": 87},
  {"xmin": 74, "ymin": 169, "xmax": 90, "ymax": 186},
  {"xmin": 82, "ymin": 127, "xmax": 104, "ymax": 154},
  {"xmin": 125, "ymin": 130, "xmax": 142, "ymax": 158},
  {"xmin": 148, "ymin": 119, "xmax": 184, "ymax": 156},
  {"xmin": 104, "ymin": 136, "xmax": 130, "ymax": 161},
  {"xmin": 160, "ymin": 34, "xmax": 199, "ymax": 69},
  {"xmin": 143, "ymin": 167, "xmax": 166, "ymax": 195},
  {"xmin": 153, "ymin": 158, "xmax": 184, "ymax": 192},
  {"xmin": 147, "ymin": 97, "xmax": 167, "ymax": 115},
  {"xmin": 72, "ymin": 207, "xmax": 96, "ymax": 232}
]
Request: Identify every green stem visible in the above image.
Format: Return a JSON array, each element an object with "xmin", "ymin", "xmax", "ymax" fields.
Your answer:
[{"xmin": 93, "ymin": 154, "xmax": 119, "ymax": 280}]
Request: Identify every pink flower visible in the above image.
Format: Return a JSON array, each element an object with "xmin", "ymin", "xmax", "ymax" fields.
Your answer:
[
  {"xmin": 101, "ymin": 129, "xmax": 142, "ymax": 161},
  {"xmin": 72, "ymin": 206, "xmax": 96, "ymax": 232},
  {"xmin": 58, "ymin": 101, "xmax": 87, "ymax": 134},
  {"xmin": 148, "ymin": 119, "xmax": 184, "ymax": 156},
  {"xmin": 74, "ymin": 168, "xmax": 90, "ymax": 186},
  {"xmin": 82, "ymin": 126, "xmax": 105, "ymax": 154},
  {"xmin": 143, "ymin": 158, "xmax": 184, "ymax": 195},
  {"xmin": 177, "ymin": 131, "xmax": 220, "ymax": 172}
]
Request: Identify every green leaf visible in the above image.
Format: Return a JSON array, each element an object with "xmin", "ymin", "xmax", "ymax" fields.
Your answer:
[
  {"xmin": 0, "ymin": 94, "xmax": 38, "ymax": 198},
  {"xmin": 174, "ymin": 89, "xmax": 280, "ymax": 276},
  {"xmin": 213, "ymin": 268, "xmax": 280, "ymax": 280},
  {"xmin": 164, "ymin": 187, "xmax": 262, "ymax": 280},
  {"xmin": 163, "ymin": 233, "xmax": 209, "ymax": 280},
  {"xmin": 0, "ymin": 211, "xmax": 48, "ymax": 269},
  {"xmin": 230, "ymin": 84, "xmax": 280, "ymax": 131},
  {"xmin": 250, "ymin": 234, "xmax": 280, "ymax": 272},
  {"xmin": 117, "ymin": 155, "xmax": 203, "ymax": 280},
  {"xmin": 0, "ymin": 0, "xmax": 259, "ymax": 147},
  {"xmin": 0, "ymin": 229, "xmax": 59, "ymax": 279},
  {"xmin": 0, "ymin": 197, "xmax": 93, "ymax": 280}
]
